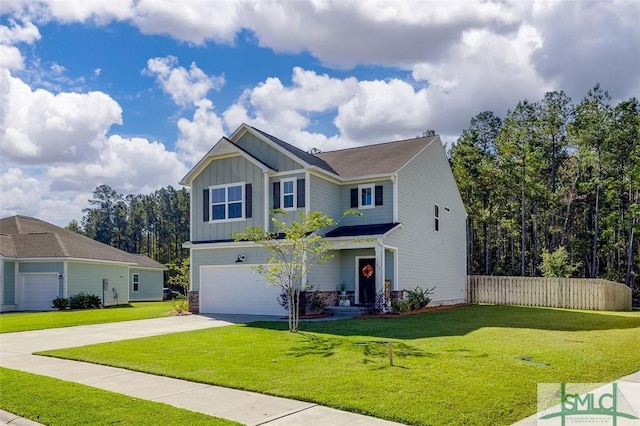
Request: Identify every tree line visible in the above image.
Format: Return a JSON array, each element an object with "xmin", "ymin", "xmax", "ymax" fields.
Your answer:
[
  {"xmin": 68, "ymin": 83, "xmax": 638, "ymax": 290},
  {"xmin": 67, "ymin": 184, "xmax": 190, "ymax": 265},
  {"xmin": 448, "ymin": 84, "xmax": 639, "ymax": 288}
]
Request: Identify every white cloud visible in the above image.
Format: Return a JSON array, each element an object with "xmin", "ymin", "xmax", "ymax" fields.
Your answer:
[
  {"xmin": 47, "ymin": 134, "xmax": 187, "ymax": 194},
  {"xmin": 132, "ymin": 0, "xmax": 241, "ymax": 44},
  {"xmin": 0, "ymin": 168, "xmax": 43, "ymax": 216},
  {"xmin": 0, "ymin": 70, "xmax": 123, "ymax": 164},
  {"xmin": 0, "ymin": 20, "xmax": 40, "ymax": 70},
  {"xmin": 176, "ymin": 99, "xmax": 225, "ymax": 164},
  {"xmin": 144, "ymin": 56, "xmax": 225, "ymax": 107}
]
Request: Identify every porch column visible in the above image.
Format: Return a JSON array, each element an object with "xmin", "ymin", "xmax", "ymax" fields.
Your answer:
[{"xmin": 375, "ymin": 239, "xmax": 385, "ymax": 296}]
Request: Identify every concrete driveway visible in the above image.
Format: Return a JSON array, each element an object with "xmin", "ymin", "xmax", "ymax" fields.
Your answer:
[{"xmin": 0, "ymin": 314, "xmax": 403, "ymax": 426}]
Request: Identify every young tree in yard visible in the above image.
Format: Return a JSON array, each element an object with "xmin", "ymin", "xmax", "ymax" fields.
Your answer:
[
  {"xmin": 167, "ymin": 256, "xmax": 190, "ymax": 298},
  {"xmin": 234, "ymin": 209, "xmax": 357, "ymax": 332}
]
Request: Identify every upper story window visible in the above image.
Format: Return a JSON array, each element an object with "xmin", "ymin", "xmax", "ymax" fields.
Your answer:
[
  {"xmin": 273, "ymin": 178, "xmax": 305, "ymax": 210},
  {"xmin": 281, "ymin": 178, "xmax": 296, "ymax": 210},
  {"xmin": 434, "ymin": 204, "xmax": 440, "ymax": 232},
  {"xmin": 359, "ymin": 184, "xmax": 374, "ymax": 209},
  {"xmin": 209, "ymin": 182, "xmax": 245, "ymax": 222},
  {"xmin": 351, "ymin": 184, "xmax": 384, "ymax": 209}
]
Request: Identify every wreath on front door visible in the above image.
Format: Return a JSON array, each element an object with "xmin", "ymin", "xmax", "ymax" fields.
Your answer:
[{"xmin": 362, "ymin": 264, "xmax": 374, "ymax": 278}]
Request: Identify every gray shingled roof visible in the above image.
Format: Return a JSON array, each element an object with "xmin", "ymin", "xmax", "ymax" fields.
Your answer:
[
  {"xmin": 316, "ymin": 135, "xmax": 437, "ymax": 178},
  {"xmin": 0, "ymin": 216, "xmax": 166, "ymax": 269},
  {"xmin": 250, "ymin": 126, "xmax": 338, "ymax": 174}
]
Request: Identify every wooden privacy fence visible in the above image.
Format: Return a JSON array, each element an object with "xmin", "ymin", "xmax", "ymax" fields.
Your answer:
[{"xmin": 466, "ymin": 275, "xmax": 632, "ymax": 311}]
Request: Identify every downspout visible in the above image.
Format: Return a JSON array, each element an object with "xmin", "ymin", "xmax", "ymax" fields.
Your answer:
[{"xmin": 391, "ymin": 173, "xmax": 399, "ymax": 223}]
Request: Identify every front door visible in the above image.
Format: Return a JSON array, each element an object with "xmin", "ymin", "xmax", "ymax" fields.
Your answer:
[{"xmin": 358, "ymin": 258, "xmax": 376, "ymax": 305}]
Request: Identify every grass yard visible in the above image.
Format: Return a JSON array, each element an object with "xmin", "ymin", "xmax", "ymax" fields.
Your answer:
[
  {"xmin": 40, "ymin": 305, "xmax": 640, "ymax": 425},
  {"xmin": 0, "ymin": 301, "xmax": 176, "ymax": 333},
  {"xmin": 0, "ymin": 367, "xmax": 238, "ymax": 425}
]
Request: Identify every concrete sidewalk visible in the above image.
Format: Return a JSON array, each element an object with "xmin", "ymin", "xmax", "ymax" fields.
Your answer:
[{"xmin": 0, "ymin": 315, "xmax": 402, "ymax": 426}]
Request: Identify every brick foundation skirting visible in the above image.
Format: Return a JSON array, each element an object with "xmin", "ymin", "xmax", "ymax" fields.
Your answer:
[{"xmin": 188, "ymin": 291, "xmax": 199, "ymax": 314}]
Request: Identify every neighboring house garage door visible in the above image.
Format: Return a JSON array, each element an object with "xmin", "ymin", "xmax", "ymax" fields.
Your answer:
[
  {"xmin": 21, "ymin": 274, "xmax": 58, "ymax": 311},
  {"xmin": 200, "ymin": 266, "xmax": 285, "ymax": 316}
]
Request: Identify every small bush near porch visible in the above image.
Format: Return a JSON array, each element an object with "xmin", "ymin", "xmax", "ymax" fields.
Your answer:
[{"xmin": 40, "ymin": 305, "xmax": 640, "ymax": 425}]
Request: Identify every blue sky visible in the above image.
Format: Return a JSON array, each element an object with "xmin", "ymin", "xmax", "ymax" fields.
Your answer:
[{"xmin": 1, "ymin": 1, "xmax": 639, "ymax": 226}]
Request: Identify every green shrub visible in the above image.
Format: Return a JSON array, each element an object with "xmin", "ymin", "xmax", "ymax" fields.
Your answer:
[
  {"xmin": 391, "ymin": 299, "xmax": 411, "ymax": 313},
  {"xmin": 173, "ymin": 296, "xmax": 189, "ymax": 314},
  {"xmin": 51, "ymin": 297, "xmax": 69, "ymax": 310},
  {"xmin": 403, "ymin": 286, "xmax": 436, "ymax": 310},
  {"xmin": 68, "ymin": 292, "xmax": 102, "ymax": 309}
]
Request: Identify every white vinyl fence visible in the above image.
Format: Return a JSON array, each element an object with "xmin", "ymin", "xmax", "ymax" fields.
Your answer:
[{"xmin": 466, "ymin": 275, "xmax": 632, "ymax": 311}]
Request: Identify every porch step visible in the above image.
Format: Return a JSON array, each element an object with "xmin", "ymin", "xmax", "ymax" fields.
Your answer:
[{"xmin": 324, "ymin": 306, "xmax": 362, "ymax": 316}]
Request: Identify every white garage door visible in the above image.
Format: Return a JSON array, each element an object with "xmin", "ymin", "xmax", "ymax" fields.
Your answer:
[
  {"xmin": 200, "ymin": 266, "xmax": 285, "ymax": 316},
  {"xmin": 21, "ymin": 274, "xmax": 58, "ymax": 311}
]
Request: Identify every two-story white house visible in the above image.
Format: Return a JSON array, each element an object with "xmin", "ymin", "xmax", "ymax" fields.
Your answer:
[{"xmin": 180, "ymin": 124, "xmax": 466, "ymax": 315}]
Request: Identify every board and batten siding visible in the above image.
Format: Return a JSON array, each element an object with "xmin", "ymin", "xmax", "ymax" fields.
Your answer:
[
  {"xmin": 66, "ymin": 262, "xmax": 129, "ymax": 306},
  {"xmin": 191, "ymin": 246, "xmax": 272, "ymax": 292},
  {"xmin": 235, "ymin": 132, "xmax": 304, "ymax": 172},
  {"xmin": 309, "ymin": 174, "xmax": 342, "ymax": 220},
  {"xmin": 338, "ymin": 180, "xmax": 393, "ymax": 227},
  {"xmin": 129, "ymin": 268, "xmax": 163, "ymax": 301},
  {"xmin": 385, "ymin": 140, "xmax": 466, "ymax": 304},
  {"xmin": 191, "ymin": 156, "xmax": 265, "ymax": 242}
]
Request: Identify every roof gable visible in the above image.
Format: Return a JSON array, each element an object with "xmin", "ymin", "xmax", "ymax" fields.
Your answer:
[
  {"xmin": 180, "ymin": 137, "xmax": 275, "ymax": 186},
  {"xmin": 0, "ymin": 216, "xmax": 166, "ymax": 269}
]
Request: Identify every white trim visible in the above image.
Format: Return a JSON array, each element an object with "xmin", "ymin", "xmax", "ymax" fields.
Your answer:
[
  {"xmin": 434, "ymin": 204, "xmax": 440, "ymax": 232},
  {"xmin": 305, "ymin": 170, "xmax": 311, "ymax": 214},
  {"xmin": 280, "ymin": 177, "xmax": 297, "ymax": 211},
  {"xmin": 263, "ymin": 172, "xmax": 270, "ymax": 231},
  {"xmin": 189, "ymin": 184, "xmax": 194, "ymax": 241},
  {"xmin": 63, "ymin": 261, "xmax": 68, "ymax": 297},
  {"xmin": 208, "ymin": 182, "xmax": 246, "ymax": 223},
  {"xmin": 9, "ymin": 257, "xmax": 136, "ymax": 266},
  {"xmin": 391, "ymin": 173, "xmax": 399, "ymax": 223},
  {"xmin": 132, "ymin": 273, "xmax": 140, "ymax": 292},
  {"xmin": 357, "ymin": 184, "xmax": 375, "ymax": 209},
  {"xmin": 395, "ymin": 135, "xmax": 438, "ymax": 175},
  {"xmin": 179, "ymin": 137, "xmax": 274, "ymax": 186},
  {"xmin": 354, "ymin": 256, "xmax": 375, "ymax": 305},
  {"xmin": 185, "ymin": 241, "xmax": 260, "ymax": 250}
]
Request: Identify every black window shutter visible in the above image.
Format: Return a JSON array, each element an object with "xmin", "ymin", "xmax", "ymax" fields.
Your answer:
[
  {"xmin": 273, "ymin": 182, "xmax": 281, "ymax": 209},
  {"xmin": 375, "ymin": 185, "xmax": 383, "ymax": 206},
  {"xmin": 203, "ymin": 189, "xmax": 209, "ymax": 222},
  {"xmin": 245, "ymin": 183, "xmax": 252, "ymax": 218},
  {"xmin": 297, "ymin": 178, "xmax": 305, "ymax": 208},
  {"xmin": 350, "ymin": 188, "xmax": 358, "ymax": 208}
]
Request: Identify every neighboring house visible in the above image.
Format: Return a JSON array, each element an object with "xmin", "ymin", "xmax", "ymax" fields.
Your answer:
[
  {"xmin": 0, "ymin": 216, "xmax": 167, "ymax": 311},
  {"xmin": 180, "ymin": 124, "xmax": 466, "ymax": 315}
]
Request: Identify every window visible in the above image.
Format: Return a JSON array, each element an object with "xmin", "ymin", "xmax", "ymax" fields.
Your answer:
[
  {"xmin": 210, "ymin": 183, "xmax": 245, "ymax": 222},
  {"xmin": 434, "ymin": 204, "xmax": 440, "ymax": 232},
  {"xmin": 359, "ymin": 184, "xmax": 374, "ymax": 209},
  {"xmin": 281, "ymin": 178, "xmax": 296, "ymax": 210},
  {"xmin": 132, "ymin": 274, "xmax": 139, "ymax": 292}
]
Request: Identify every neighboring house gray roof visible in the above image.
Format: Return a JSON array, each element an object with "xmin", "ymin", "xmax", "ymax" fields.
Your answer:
[
  {"xmin": 0, "ymin": 215, "xmax": 167, "ymax": 269},
  {"xmin": 316, "ymin": 135, "xmax": 437, "ymax": 178}
]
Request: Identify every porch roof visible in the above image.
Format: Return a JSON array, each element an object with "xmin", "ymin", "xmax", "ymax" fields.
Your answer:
[{"xmin": 323, "ymin": 222, "xmax": 400, "ymax": 238}]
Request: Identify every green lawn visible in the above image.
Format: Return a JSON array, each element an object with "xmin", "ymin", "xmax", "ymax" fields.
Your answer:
[
  {"xmin": 39, "ymin": 305, "xmax": 640, "ymax": 425},
  {"xmin": 0, "ymin": 301, "xmax": 176, "ymax": 333},
  {"xmin": 0, "ymin": 367, "xmax": 238, "ymax": 425}
]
